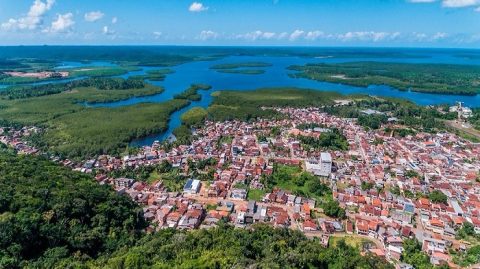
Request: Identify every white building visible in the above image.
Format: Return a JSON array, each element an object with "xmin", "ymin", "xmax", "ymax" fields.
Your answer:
[
  {"xmin": 183, "ymin": 179, "xmax": 201, "ymax": 194},
  {"xmin": 449, "ymin": 102, "xmax": 473, "ymax": 119},
  {"xmin": 305, "ymin": 152, "xmax": 332, "ymax": 177}
]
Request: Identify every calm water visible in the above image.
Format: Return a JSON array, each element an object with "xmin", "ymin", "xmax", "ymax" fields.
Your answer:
[{"xmin": 2, "ymin": 48, "xmax": 480, "ymax": 146}]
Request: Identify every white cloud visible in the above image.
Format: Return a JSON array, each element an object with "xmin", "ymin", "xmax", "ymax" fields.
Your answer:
[
  {"xmin": 235, "ymin": 30, "xmax": 277, "ymax": 41},
  {"xmin": 189, "ymin": 2, "xmax": 208, "ymax": 12},
  {"xmin": 112, "ymin": 17, "xmax": 118, "ymax": 24},
  {"xmin": 153, "ymin": 31, "xmax": 162, "ymax": 39},
  {"xmin": 442, "ymin": 0, "xmax": 479, "ymax": 7},
  {"xmin": 103, "ymin": 25, "xmax": 115, "ymax": 35},
  {"xmin": 84, "ymin": 11, "xmax": 104, "ymax": 22},
  {"xmin": 432, "ymin": 32, "xmax": 448, "ymax": 40},
  {"xmin": 262, "ymin": 32, "xmax": 276, "ymax": 39},
  {"xmin": 412, "ymin": 32, "xmax": 428, "ymax": 41},
  {"xmin": 44, "ymin": 13, "xmax": 74, "ymax": 33},
  {"xmin": 289, "ymin": 30, "xmax": 305, "ymax": 41},
  {"xmin": 336, "ymin": 31, "xmax": 399, "ymax": 42},
  {"xmin": 1, "ymin": 0, "xmax": 55, "ymax": 31},
  {"xmin": 305, "ymin": 31, "xmax": 325, "ymax": 40},
  {"xmin": 197, "ymin": 30, "xmax": 218, "ymax": 40}
]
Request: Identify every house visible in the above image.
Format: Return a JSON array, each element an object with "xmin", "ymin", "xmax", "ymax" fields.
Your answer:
[
  {"xmin": 114, "ymin": 178, "xmax": 134, "ymax": 188},
  {"xmin": 231, "ymin": 188, "xmax": 248, "ymax": 200},
  {"xmin": 183, "ymin": 179, "xmax": 201, "ymax": 194},
  {"xmin": 422, "ymin": 237, "xmax": 447, "ymax": 254},
  {"xmin": 178, "ymin": 208, "xmax": 204, "ymax": 230},
  {"xmin": 303, "ymin": 219, "xmax": 318, "ymax": 231},
  {"xmin": 305, "ymin": 152, "xmax": 332, "ymax": 177}
]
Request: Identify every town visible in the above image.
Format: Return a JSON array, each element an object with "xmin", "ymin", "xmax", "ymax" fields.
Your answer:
[{"xmin": 2, "ymin": 106, "xmax": 480, "ymax": 269}]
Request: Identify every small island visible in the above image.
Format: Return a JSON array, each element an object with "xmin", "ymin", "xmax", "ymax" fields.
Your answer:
[{"xmin": 210, "ymin": 62, "xmax": 271, "ymax": 75}]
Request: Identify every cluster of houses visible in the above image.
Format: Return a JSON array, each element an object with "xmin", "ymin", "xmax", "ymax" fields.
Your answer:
[
  {"xmin": 0, "ymin": 126, "xmax": 40, "ymax": 155},
  {"xmin": 2, "ymin": 106, "xmax": 480, "ymax": 268}
]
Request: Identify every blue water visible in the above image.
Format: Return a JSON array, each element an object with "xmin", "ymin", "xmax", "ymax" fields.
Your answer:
[
  {"xmin": 54, "ymin": 61, "xmax": 118, "ymax": 69},
  {"xmin": 2, "ymin": 48, "xmax": 480, "ymax": 146}
]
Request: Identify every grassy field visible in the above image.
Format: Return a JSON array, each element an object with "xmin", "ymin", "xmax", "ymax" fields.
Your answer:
[
  {"xmin": 247, "ymin": 189, "xmax": 266, "ymax": 201},
  {"xmin": 153, "ymin": 169, "xmax": 188, "ymax": 192},
  {"xmin": 329, "ymin": 235, "xmax": 374, "ymax": 249},
  {"xmin": 262, "ymin": 164, "xmax": 331, "ymax": 201},
  {"xmin": 289, "ymin": 61, "xmax": 480, "ymax": 95},
  {"xmin": 0, "ymin": 82, "xmax": 188, "ymax": 159}
]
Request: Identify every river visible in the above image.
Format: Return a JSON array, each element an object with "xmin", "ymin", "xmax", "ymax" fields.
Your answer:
[{"xmin": 2, "ymin": 49, "xmax": 480, "ymax": 146}]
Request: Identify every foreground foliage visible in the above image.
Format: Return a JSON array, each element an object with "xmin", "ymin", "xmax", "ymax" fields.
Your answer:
[
  {"xmin": 95, "ymin": 224, "xmax": 392, "ymax": 269},
  {"xmin": 0, "ymin": 151, "xmax": 145, "ymax": 268}
]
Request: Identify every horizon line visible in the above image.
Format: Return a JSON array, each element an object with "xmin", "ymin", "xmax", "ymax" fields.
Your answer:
[{"xmin": 0, "ymin": 44, "xmax": 479, "ymax": 51}]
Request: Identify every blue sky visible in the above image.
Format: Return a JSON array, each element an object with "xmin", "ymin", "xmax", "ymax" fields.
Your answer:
[{"xmin": 0, "ymin": 0, "xmax": 479, "ymax": 47}]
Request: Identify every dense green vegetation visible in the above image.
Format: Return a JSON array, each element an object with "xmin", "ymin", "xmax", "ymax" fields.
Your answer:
[
  {"xmin": 64, "ymin": 66, "xmax": 140, "ymax": 78},
  {"xmin": 428, "ymin": 190, "xmax": 448, "ymax": 204},
  {"xmin": 296, "ymin": 128, "xmax": 348, "ymax": 151},
  {"xmin": 207, "ymin": 88, "xmax": 342, "ymax": 122},
  {"xmin": 401, "ymin": 238, "xmax": 447, "ymax": 269},
  {"xmin": 174, "ymin": 84, "xmax": 212, "ymax": 101},
  {"xmin": 0, "ymin": 74, "xmax": 64, "ymax": 84},
  {"xmin": 322, "ymin": 199, "xmax": 347, "ymax": 219},
  {"xmin": 453, "ymin": 244, "xmax": 480, "ymax": 267},
  {"xmin": 110, "ymin": 160, "xmax": 188, "ymax": 191},
  {"xmin": 93, "ymin": 223, "xmax": 392, "ymax": 269},
  {"xmin": 261, "ymin": 164, "xmax": 331, "ymax": 201},
  {"xmin": 210, "ymin": 62, "xmax": 271, "ymax": 75},
  {"xmin": 36, "ymin": 100, "xmax": 188, "ymax": 159},
  {"xmin": 0, "ymin": 80, "xmax": 188, "ymax": 159},
  {"xmin": 0, "ymin": 46, "xmax": 199, "ymax": 67},
  {"xmin": 0, "ymin": 66, "xmax": 139, "ymax": 84},
  {"xmin": 181, "ymin": 107, "xmax": 208, "ymax": 127},
  {"xmin": 322, "ymin": 97, "xmax": 456, "ymax": 132},
  {"xmin": 1, "ymin": 78, "xmax": 147, "ymax": 99},
  {"xmin": 143, "ymin": 69, "xmax": 174, "ymax": 81},
  {"xmin": 358, "ymin": 114, "xmax": 389, "ymax": 129},
  {"xmin": 0, "ymin": 58, "xmax": 56, "ymax": 72},
  {"xmin": 130, "ymin": 69, "xmax": 174, "ymax": 81},
  {"xmin": 0, "ymin": 151, "xmax": 146, "ymax": 268},
  {"xmin": 290, "ymin": 62, "xmax": 480, "ymax": 95},
  {"xmin": 210, "ymin": 62, "xmax": 272, "ymax": 70},
  {"xmin": 469, "ymin": 108, "xmax": 480, "ymax": 131}
]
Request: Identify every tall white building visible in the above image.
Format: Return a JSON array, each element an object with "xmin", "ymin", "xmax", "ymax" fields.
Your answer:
[{"xmin": 305, "ymin": 152, "xmax": 332, "ymax": 177}]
